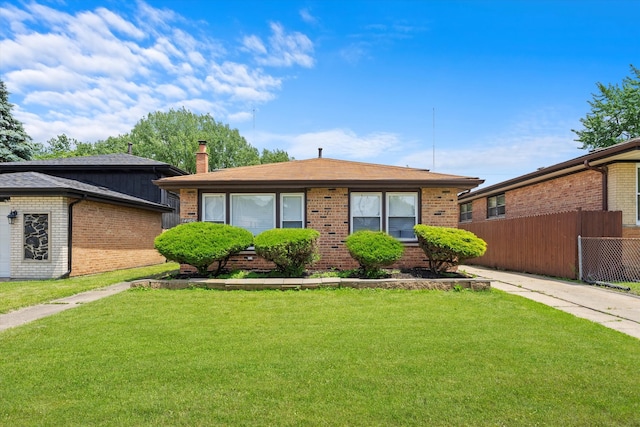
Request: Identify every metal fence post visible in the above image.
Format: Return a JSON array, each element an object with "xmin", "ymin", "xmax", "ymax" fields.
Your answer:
[{"xmin": 577, "ymin": 235, "xmax": 583, "ymax": 282}]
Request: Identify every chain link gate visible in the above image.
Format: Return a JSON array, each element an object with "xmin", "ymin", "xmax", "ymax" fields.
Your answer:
[{"xmin": 578, "ymin": 236, "xmax": 640, "ymax": 283}]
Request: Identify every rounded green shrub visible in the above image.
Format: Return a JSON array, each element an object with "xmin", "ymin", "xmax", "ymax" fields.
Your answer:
[
  {"xmin": 413, "ymin": 225, "xmax": 487, "ymax": 274},
  {"xmin": 254, "ymin": 228, "xmax": 320, "ymax": 277},
  {"xmin": 344, "ymin": 230, "xmax": 404, "ymax": 276},
  {"xmin": 154, "ymin": 222, "xmax": 253, "ymax": 276}
]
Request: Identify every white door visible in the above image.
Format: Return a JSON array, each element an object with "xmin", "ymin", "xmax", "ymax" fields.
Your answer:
[{"xmin": 0, "ymin": 203, "xmax": 11, "ymax": 277}]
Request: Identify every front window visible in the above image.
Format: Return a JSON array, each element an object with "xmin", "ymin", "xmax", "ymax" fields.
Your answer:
[
  {"xmin": 487, "ymin": 194, "xmax": 505, "ymax": 218},
  {"xmin": 350, "ymin": 192, "xmax": 418, "ymax": 239},
  {"xmin": 281, "ymin": 193, "xmax": 304, "ymax": 228},
  {"xmin": 231, "ymin": 194, "xmax": 275, "ymax": 236},
  {"xmin": 460, "ymin": 202, "xmax": 472, "ymax": 222},
  {"xmin": 387, "ymin": 193, "xmax": 418, "ymax": 240},
  {"xmin": 351, "ymin": 192, "xmax": 382, "ymax": 232},
  {"xmin": 202, "ymin": 194, "xmax": 225, "ymax": 223}
]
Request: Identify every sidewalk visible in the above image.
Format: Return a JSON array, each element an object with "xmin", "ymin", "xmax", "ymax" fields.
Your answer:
[
  {"xmin": 0, "ymin": 282, "xmax": 130, "ymax": 332},
  {"xmin": 461, "ymin": 265, "xmax": 640, "ymax": 340}
]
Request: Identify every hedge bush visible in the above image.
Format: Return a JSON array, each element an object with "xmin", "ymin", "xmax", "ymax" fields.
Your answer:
[
  {"xmin": 154, "ymin": 222, "xmax": 253, "ymax": 276},
  {"xmin": 254, "ymin": 228, "xmax": 320, "ymax": 277},
  {"xmin": 344, "ymin": 230, "xmax": 404, "ymax": 277},
  {"xmin": 413, "ymin": 225, "xmax": 487, "ymax": 274}
]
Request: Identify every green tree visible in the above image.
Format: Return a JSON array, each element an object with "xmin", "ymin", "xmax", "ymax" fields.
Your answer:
[
  {"xmin": 0, "ymin": 80, "xmax": 33, "ymax": 162},
  {"xmin": 33, "ymin": 134, "xmax": 83, "ymax": 159},
  {"xmin": 572, "ymin": 65, "xmax": 640, "ymax": 150},
  {"xmin": 260, "ymin": 148, "xmax": 292, "ymax": 164},
  {"xmin": 130, "ymin": 108, "xmax": 262, "ymax": 173}
]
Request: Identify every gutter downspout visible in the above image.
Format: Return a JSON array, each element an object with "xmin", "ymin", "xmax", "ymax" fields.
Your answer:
[
  {"xmin": 60, "ymin": 196, "xmax": 86, "ymax": 279},
  {"xmin": 584, "ymin": 160, "xmax": 608, "ymax": 211}
]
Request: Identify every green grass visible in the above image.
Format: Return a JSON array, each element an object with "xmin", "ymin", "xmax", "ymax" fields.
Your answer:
[
  {"xmin": 0, "ymin": 262, "xmax": 179, "ymax": 314},
  {"xmin": 617, "ymin": 281, "xmax": 640, "ymax": 296},
  {"xmin": 1, "ymin": 288, "xmax": 639, "ymax": 426}
]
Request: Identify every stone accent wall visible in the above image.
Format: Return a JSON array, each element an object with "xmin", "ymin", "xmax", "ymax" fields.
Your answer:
[
  {"xmin": 9, "ymin": 196, "xmax": 69, "ymax": 279},
  {"xmin": 24, "ymin": 213, "xmax": 49, "ymax": 260},
  {"xmin": 468, "ymin": 169, "xmax": 603, "ymax": 222},
  {"xmin": 71, "ymin": 200, "xmax": 165, "ymax": 276}
]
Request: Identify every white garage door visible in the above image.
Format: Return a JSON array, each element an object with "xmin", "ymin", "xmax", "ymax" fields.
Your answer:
[{"xmin": 0, "ymin": 203, "xmax": 11, "ymax": 277}]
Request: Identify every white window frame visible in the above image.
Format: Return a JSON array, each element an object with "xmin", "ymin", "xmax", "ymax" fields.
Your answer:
[
  {"xmin": 386, "ymin": 192, "xmax": 418, "ymax": 241},
  {"xmin": 351, "ymin": 192, "xmax": 382, "ymax": 233},
  {"xmin": 280, "ymin": 193, "xmax": 305, "ymax": 229},
  {"xmin": 230, "ymin": 193, "xmax": 276, "ymax": 236},
  {"xmin": 202, "ymin": 194, "xmax": 225, "ymax": 223}
]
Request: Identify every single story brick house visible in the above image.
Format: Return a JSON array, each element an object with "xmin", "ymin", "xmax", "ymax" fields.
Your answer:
[
  {"xmin": 0, "ymin": 172, "xmax": 172, "ymax": 279},
  {"xmin": 458, "ymin": 137, "xmax": 639, "ymax": 237},
  {"xmin": 154, "ymin": 143, "xmax": 483, "ymax": 271}
]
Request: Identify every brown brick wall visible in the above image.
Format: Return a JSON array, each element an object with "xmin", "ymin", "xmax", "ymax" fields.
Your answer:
[
  {"xmin": 468, "ymin": 170, "xmax": 603, "ymax": 222},
  {"xmin": 71, "ymin": 200, "xmax": 165, "ymax": 276},
  {"xmin": 181, "ymin": 186, "xmax": 460, "ymax": 273},
  {"xmin": 180, "ymin": 189, "xmax": 199, "ymax": 222}
]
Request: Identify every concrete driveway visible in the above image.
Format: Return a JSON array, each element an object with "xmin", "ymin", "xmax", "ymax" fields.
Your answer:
[{"xmin": 461, "ymin": 265, "xmax": 640, "ymax": 340}]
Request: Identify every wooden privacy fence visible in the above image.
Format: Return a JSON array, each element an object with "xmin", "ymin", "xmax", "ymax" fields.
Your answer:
[{"xmin": 459, "ymin": 210, "xmax": 622, "ymax": 279}]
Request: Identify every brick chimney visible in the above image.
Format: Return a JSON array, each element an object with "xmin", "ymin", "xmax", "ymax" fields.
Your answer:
[{"xmin": 196, "ymin": 140, "xmax": 209, "ymax": 174}]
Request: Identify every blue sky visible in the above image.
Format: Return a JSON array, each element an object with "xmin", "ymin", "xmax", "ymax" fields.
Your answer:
[{"xmin": 1, "ymin": 0, "xmax": 638, "ymax": 187}]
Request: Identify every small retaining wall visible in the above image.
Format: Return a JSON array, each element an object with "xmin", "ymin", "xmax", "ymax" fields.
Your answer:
[{"xmin": 131, "ymin": 277, "xmax": 491, "ymax": 291}]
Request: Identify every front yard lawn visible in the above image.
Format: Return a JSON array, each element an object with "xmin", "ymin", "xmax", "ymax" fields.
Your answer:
[
  {"xmin": 0, "ymin": 262, "xmax": 179, "ymax": 314},
  {"xmin": 1, "ymin": 288, "xmax": 639, "ymax": 426}
]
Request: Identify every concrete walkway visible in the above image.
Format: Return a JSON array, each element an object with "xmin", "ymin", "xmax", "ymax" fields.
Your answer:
[
  {"xmin": 461, "ymin": 265, "xmax": 640, "ymax": 340},
  {"xmin": 3, "ymin": 268, "xmax": 640, "ymax": 340},
  {"xmin": 0, "ymin": 282, "xmax": 130, "ymax": 332}
]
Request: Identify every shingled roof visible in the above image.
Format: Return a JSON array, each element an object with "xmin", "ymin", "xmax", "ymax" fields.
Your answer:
[
  {"xmin": 0, "ymin": 154, "xmax": 187, "ymax": 176},
  {"xmin": 154, "ymin": 157, "xmax": 483, "ymax": 191},
  {"xmin": 0, "ymin": 172, "xmax": 172, "ymax": 212}
]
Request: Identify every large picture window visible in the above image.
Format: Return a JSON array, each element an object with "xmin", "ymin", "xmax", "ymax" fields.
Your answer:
[
  {"xmin": 202, "ymin": 193, "xmax": 304, "ymax": 235},
  {"xmin": 231, "ymin": 194, "xmax": 275, "ymax": 236},
  {"xmin": 350, "ymin": 192, "xmax": 418, "ymax": 240}
]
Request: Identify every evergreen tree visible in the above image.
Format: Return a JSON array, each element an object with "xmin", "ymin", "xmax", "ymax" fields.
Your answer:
[
  {"xmin": 572, "ymin": 65, "xmax": 640, "ymax": 150},
  {"xmin": 0, "ymin": 80, "xmax": 33, "ymax": 162}
]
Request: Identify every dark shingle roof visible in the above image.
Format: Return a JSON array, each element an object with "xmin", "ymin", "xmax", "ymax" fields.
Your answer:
[
  {"xmin": 0, "ymin": 154, "xmax": 187, "ymax": 176},
  {"xmin": 0, "ymin": 172, "xmax": 172, "ymax": 212}
]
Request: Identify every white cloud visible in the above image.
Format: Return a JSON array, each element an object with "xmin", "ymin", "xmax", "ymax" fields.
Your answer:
[
  {"xmin": 244, "ymin": 22, "xmax": 315, "ymax": 68},
  {"xmin": 255, "ymin": 128, "xmax": 403, "ymax": 160},
  {"xmin": 299, "ymin": 8, "xmax": 318, "ymax": 25},
  {"xmin": 0, "ymin": 1, "xmax": 315, "ymax": 143}
]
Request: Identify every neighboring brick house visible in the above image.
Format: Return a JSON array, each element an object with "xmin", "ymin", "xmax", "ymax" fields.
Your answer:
[
  {"xmin": 458, "ymin": 138, "xmax": 639, "ymax": 237},
  {"xmin": 154, "ymin": 144, "xmax": 483, "ymax": 271},
  {"xmin": 0, "ymin": 172, "xmax": 172, "ymax": 279},
  {"xmin": 0, "ymin": 154, "xmax": 187, "ymax": 229},
  {"xmin": 457, "ymin": 137, "xmax": 639, "ymax": 279}
]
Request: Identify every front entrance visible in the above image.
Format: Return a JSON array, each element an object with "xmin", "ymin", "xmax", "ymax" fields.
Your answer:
[{"xmin": 0, "ymin": 203, "xmax": 11, "ymax": 277}]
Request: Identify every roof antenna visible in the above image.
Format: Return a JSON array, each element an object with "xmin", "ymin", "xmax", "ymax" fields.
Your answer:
[
  {"xmin": 318, "ymin": 147, "xmax": 323, "ymax": 158},
  {"xmin": 127, "ymin": 142, "xmax": 133, "ymax": 155}
]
